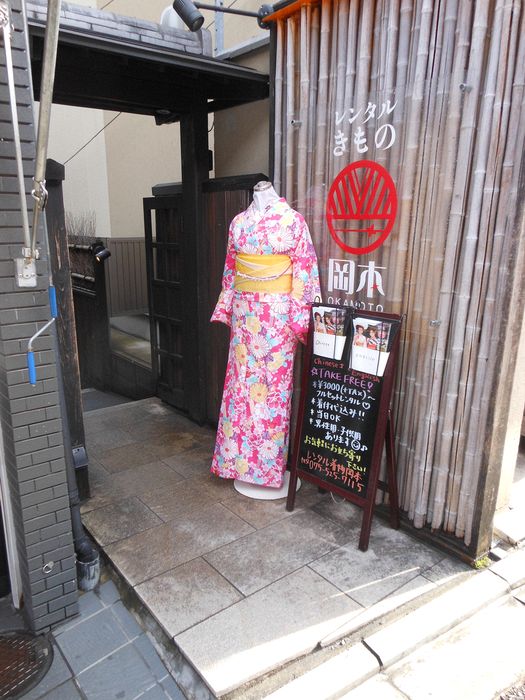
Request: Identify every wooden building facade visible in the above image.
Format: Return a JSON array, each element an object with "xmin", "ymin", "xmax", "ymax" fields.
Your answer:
[{"xmin": 268, "ymin": 0, "xmax": 525, "ymax": 560}]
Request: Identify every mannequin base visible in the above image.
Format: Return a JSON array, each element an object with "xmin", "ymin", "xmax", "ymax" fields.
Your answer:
[{"xmin": 233, "ymin": 472, "xmax": 301, "ymax": 500}]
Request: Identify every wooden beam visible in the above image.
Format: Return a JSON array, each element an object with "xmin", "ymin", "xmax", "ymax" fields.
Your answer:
[
  {"xmin": 180, "ymin": 95, "xmax": 209, "ymax": 424},
  {"xmin": 45, "ymin": 159, "xmax": 90, "ymax": 500}
]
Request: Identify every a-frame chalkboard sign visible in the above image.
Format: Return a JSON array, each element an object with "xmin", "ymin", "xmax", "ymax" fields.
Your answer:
[{"xmin": 286, "ymin": 304, "xmax": 402, "ymax": 551}]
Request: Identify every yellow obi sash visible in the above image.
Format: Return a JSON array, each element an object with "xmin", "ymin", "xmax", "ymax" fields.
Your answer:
[{"xmin": 234, "ymin": 254, "xmax": 292, "ymax": 293}]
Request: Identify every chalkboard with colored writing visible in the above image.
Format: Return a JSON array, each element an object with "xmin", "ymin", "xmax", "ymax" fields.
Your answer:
[{"xmin": 287, "ymin": 305, "xmax": 402, "ymax": 551}]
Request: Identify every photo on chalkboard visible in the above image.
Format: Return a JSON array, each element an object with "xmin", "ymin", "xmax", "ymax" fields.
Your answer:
[
  {"xmin": 312, "ymin": 305, "xmax": 348, "ymax": 359},
  {"xmin": 349, "ymin": 317, "xmax": 393, "ymax": 376}
]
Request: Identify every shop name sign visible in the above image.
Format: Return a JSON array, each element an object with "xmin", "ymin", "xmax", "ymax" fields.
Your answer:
[
  {"xmin": 326, "ymin": 160, "xmax": 397, "ymax": 256},
  {"xmin": 326, "ymin": 259, "xmax": 386, "ymax": 312},
  {"xmin": 325, "ymin": 95, "xmax": 399, "ymax": 310}
]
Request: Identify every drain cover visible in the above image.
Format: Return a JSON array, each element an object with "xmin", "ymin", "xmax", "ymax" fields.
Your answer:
[{"xmin": 0, "ymin": 630, "xmax": 53, "ymax": 699}]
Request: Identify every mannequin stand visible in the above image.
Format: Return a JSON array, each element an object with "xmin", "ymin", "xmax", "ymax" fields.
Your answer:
[{"xmin": 234, "ymin": 472, "xmax": 301, "ymax": 500}]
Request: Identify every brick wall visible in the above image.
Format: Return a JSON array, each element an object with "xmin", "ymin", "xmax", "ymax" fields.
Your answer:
[
  {"xmin": 26, "ymin": 0, "xmax": 213, "ymax": 56},
  {"xmin": 0, "ymin": 0, "xmax": 78, "ymax": 630}
]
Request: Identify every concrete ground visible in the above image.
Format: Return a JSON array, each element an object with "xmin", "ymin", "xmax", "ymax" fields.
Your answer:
[
  {"xmin": 79, "ymin": 396, "xmax": 518, "ymax": 700},
  {"xmin": 3, "ymin": 394, "xmax": 524, "ymax": 699},
  {"xmin": 341, "ymin": 588, "xmax": 525, "ymax": 700},
  {"xmin": 265, "ymin": 547, "xmax": 525, "ymax": 700}
]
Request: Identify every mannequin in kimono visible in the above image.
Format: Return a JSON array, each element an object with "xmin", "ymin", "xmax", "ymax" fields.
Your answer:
[{"xmin": 210, "ymin": 181, "xmax": 320, "ymax": 494}]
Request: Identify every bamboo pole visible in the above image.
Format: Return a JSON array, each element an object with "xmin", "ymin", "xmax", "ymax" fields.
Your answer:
[
  {"xmin": 389, "ymin": 0, "xmax": 414, "ymax": 499},
  {"xmin": 456, "ymin": 3, "xmax": 525, "ymax": 542},
  {"xmin": 403, "ymin": 0, "xmax": 465, "ymax": 521},
  {"xmin": 312, "ymin": 0, "xmax": 332, "ymax": 267},
  {"xmin": 274, "ymin": 20, "xmax": 285, "ymax": 193},
  {"xmin": 404, "ymin": 0, "xmax": 469, "ymax": 519},
  {"xmin": 276, "ymin": 0, "xmax": 524, "ymax": 547},
  {"xmin": 405, "ymin": 0, "xmax": 488, "ymax": 526},
  {"xmin": 429, "ymin": 0, "xmax": 501, "ymax": 531},
  {"xmin": 285, "ymin": 18, "xmax": 297, "ymax": 199},
  {"xmin": 305, "ymin": 4, "xmax": 321, "ymax": 227},
  {"xmin": 401, "ymin": 0, "xmax": 462, "ymax": 515},
  {"xmin": 296, "ymin": 5, "xmax": 311, "ymax": 211},
  {"xmin": 324, "ymin": 0, "xmax": 340, "ymax": 197},
  {"xmin": 445, "ymin": 0, "xmax": 519, "ymax": 536},
  {"xmin": 399, "ymin": 1, "xmax": 454, "ymax": 522},
  {"xmin": 377, "ymin": 0, "xmax": 433, "ymax": 520}
]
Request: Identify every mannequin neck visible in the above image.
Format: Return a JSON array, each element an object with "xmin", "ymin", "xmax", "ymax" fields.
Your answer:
[{"xmin": 253, "ymin": 182, "xmax": 280, "ymax": 211}]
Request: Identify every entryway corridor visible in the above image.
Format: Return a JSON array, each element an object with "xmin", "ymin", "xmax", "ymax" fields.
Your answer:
[{"xmin": 80, "ymin": 397, "xmax": 471, "ymax": 698}]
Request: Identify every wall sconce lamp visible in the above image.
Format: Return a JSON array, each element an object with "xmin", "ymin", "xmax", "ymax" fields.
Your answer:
[
  {"xmin": 91, "ymin": 242, "xmax": 111, "ymax": 263},
  {"xmin": 172, "ymin": 0, "xmax": 273, "ymax": 32}
]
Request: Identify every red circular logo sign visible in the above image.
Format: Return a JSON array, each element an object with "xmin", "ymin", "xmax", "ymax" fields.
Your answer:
[{"xmin": 326, "ymin": 160, "xmax": 397, "ymax": 255}]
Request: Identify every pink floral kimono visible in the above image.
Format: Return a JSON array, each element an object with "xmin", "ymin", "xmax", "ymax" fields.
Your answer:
[{"xmin": 210, "ymin": 197, "xmax": 320, "ymax": 488}]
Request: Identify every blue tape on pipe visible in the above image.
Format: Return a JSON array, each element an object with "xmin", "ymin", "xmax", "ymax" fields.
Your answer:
[
  {"xmin": 27, "ymin": 351, "xmax": 36, "ymax": 385},
  {"xmin": 49, "ymin": 286, "xmax": 58, "ymax": 318}
]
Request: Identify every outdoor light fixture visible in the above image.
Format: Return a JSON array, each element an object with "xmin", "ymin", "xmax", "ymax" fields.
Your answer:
[
  {"xmin": 172, "ymin": 0, "xmax": 274, "ymax": 32},
  {"xmin": 172, "ymin": 0, "xmax": 205, "ymax": 31},
  {"xmin": 91, "ymin": 242, "xmax": 111, "ymax": 263}
]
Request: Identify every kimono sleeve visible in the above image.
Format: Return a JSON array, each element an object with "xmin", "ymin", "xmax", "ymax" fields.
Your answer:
[
  {"xmin": 289, "ymin": 214, "xmax": 321, "ymax": 343},
  {"xmin": 211, "ymin": 220, "xmax": 237, "ymax": 327}
]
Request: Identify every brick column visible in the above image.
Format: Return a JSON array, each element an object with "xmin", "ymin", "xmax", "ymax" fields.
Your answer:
[{"xmin": 0, "ymin": 0, "xmax": 78, "ymax": 631}]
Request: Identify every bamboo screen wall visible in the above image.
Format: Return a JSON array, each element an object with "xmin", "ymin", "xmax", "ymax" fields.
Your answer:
[{"xmin": 273, "ymin": 0, "xmax": 525, "ymax": 549}]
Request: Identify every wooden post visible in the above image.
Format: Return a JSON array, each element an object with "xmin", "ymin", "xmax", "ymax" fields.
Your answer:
[
  {"xmin": 45, "ymin": 159, "xmax": 90, "ymax": 500},
  {"xmin": 180, "ymin": 95, "xmax": 209, "ymax": 424}
]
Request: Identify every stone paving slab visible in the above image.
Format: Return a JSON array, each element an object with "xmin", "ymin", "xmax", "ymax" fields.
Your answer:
[
  {"xmin": 82, "ymin": 496, "xmax": 162, "ymax": 545},
  {"xmin": 310, "ymin": 521, "xmax": 444, "ymax": 608},
  {"xmin": 493, "ymin": 508, "xmax": 525, "ymax": 546},
  {"xmin": 363, "ymin": 568, "xmax": 510, "ymax": 669},
  {"xmin": 135, "ymin": 557, "xmax": 243, "ymax": 637},
  {"xmin": 54, "ymin": 606, "xmax": 129, "ymax": 674},
  {"xmin": 204, "ymin": 509, "xmax": 351, "ymax": 596},
  {"xmin": 490, "ymin": 546, "xmax": 525, "ymax": 588},
  {"xmin": 111, "ymin": 461, "xmax": 185, "ymax": 498},
  {"xmin": 220, "ymin": 481, "xmax": 327, "ymax": 529},
  {"xmin": 175, "ymin": 566, "xmax": 363, "ymax": 697},
  {"xmin": 78, "ymin": 400, "xmax": 522, "ymax": 699},
  {"xmin": 264, "ymin": 643, "xmax": 379, "ymax": 699},
  {"xmin": 79, "ymin": 460, "xmax": 126, "ymax": 514},
  {"xmin": 140, "ymin": 472, "xmax": 231, "ymax": 522},
  {"xmin": 319, "ymin": 574, "xmax": 437, "ymax": 648},
  {"xmin": 514, "ymin": 583, "xmax": 525, "ymax": 604},
  {"xmin": 386, "ymin": 596, "xmax": 525, "ymax": 700},
  {"xmin": 105, "ymin": 502, "xmax": 255, "ymax": 586},
  {"xmin": 162, "ymin": 447, "xmax": 214, "ymax": 479},
  {"xmin": 96, "ymin": 441, "xmax": 162, "ymax": 473},
  {"xmin": 340, "ymin": 674, "xmax": 407, "ymax": 699},
  {"xmin": 75, "ymin": 642, "xmax": 163, "ymax": 699},
  {"xmin": 86, "ymin": 425, "xmax": 137, "ymax": 453}
]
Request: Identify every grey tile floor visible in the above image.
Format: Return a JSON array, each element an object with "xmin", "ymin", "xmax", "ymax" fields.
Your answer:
[
  {"xmin": 79, "ymin": 398, "xmax": 473, "ymax": 699},
  {"xmin": 0, "ymin": 578, "xmax": 184, "ymax": 700}
]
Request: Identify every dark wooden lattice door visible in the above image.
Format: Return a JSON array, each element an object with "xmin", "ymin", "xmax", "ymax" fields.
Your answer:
[
  {"xmin": 144, "ymin": 195, "xmax": 188, "ymax": 411},
  {"xmin": 144, "ymin": 174, "xmax": 267, "ymax": 423}
]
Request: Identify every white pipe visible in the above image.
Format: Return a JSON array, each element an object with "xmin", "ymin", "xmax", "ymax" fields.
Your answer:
[
  {"xmin": 1, "ymin": 2, "xmax": 32, "ymax": 254},
  {"xmin": 31, "ymin": 0, "xmax": 62, "ymax": 255}
]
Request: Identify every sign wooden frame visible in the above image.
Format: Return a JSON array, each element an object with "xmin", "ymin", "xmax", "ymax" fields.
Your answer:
[{"xmin": 286, "ymin": 305, "xmax": 402, "ymax": 551}]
